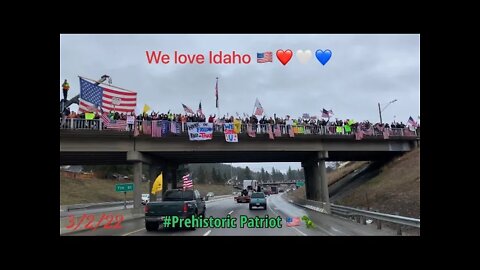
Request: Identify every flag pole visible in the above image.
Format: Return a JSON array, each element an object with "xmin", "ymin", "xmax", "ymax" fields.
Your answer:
[
  {"xmin": 216, "ymin": 77, "xmax": 220, "ymax": 119},
  {"xmin": 79, "ymin": 75, "xmax": 136, "ymax": 93}
]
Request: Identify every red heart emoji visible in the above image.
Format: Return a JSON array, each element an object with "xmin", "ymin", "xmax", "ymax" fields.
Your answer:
[{"xmin": 276, "ymin": 49, "xmax": 293, "ymax": 65}]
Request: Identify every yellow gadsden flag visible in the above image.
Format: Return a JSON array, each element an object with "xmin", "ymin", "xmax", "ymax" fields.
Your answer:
[
  {"xmin": 151, "ymin": 172, "xmax": 163, "ymax": 195},
  {"xmin": 233, "ymin": 119, "xmax": 242, "ymax": 134},
  {"xmin": 143, "ymin": 104, "xmax": 151, "ymax": 114}
]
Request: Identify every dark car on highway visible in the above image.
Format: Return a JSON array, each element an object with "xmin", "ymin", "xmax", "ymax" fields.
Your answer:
[
  {"xmin": 144, "ymin": 189, "xmax": 206, "ymax": 231},
  {"xmin": 249, "ymin": 192, "xmax": 267, "ymax": 210}
]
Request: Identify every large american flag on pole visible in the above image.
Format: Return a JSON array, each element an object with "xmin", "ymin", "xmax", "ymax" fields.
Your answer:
[
  {"xmin": 79, "ymin": 77, "xmax": 137, "ymax": 114},
  {"xmin": 183, "ymin": 174, "xmax": 193, "ymax": 189}
]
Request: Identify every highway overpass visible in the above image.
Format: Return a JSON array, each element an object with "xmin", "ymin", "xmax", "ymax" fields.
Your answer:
[{"xmin": 60, "ymin": 121, "xmax": 419, "ymax": 213}]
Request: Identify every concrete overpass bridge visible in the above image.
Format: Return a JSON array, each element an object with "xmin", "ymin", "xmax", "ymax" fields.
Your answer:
[{"xmin": 60, "ymin": 120, "xmax": 419, "ymax": 213}]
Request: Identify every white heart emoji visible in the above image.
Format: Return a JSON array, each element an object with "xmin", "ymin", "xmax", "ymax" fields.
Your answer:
[{"xmin": 296, "ymin": 50, "xmax": 312, "ymax": 64}]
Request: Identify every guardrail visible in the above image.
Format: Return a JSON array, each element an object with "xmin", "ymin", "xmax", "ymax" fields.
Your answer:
[
  {"xmin": 284, "ymin": 193, "xmax": 420, "ymax": 235},
  {"xmin": 63, "ymin": 195, "xmax": 233, "ymax": 211},
  {"xmin": 330, "ymin": 204, "xmax": 420, "ymax": 229},
  {"xmin": 64, "ymin": 201, "xmax": 134, "ymax": 211}
]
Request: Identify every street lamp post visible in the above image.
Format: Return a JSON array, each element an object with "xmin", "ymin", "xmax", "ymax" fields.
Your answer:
[{"xmin": 378, "ymin": 99, "xmax": 397, "ymax": 124}]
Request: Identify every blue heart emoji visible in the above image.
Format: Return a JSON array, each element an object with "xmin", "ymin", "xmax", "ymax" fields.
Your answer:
[{"xmin": 315, "ymin": 49, "xmax": 332, "ymax": 65}]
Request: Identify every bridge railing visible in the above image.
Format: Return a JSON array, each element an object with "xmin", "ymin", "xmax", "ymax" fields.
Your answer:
[{"xmin": 60, "ymin": 118, "xmax": 418, "ymax": 137}]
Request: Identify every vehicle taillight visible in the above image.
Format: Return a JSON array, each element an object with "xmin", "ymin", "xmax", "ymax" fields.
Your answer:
[
  {"xmin": 183, "ymin": 203, "xmax": 188, "ymax": 213},
  {"xmin": 144, "ymin": 205, "xmax": 149, "ymax": 213}
]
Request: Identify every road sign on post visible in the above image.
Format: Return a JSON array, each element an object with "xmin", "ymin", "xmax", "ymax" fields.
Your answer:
[
  {"xmin": 115, "ymin": 183, "xmax": 134, "ymax": 192},
  {"xmin": 296, "ymin": 181, "xmax": 305, "ymax": 187}
]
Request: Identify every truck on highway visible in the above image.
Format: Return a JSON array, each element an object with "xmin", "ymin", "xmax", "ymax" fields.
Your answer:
[
  {"xmin": 144, "ymin": 189, "xmax": 206, "ymax": 231},
  {"xmin": 243, "ymin": 180, "xmax": 258, "ymax": 191},
  {"xmin": 234, "ymin": 180, "xmax": 259, "ymax": 203},
  {"xmin": 271, "ymin": 186, "xmax": 278, "ymax": 194}
]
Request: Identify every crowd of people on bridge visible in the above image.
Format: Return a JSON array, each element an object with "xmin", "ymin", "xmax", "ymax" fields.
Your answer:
[{"xmin": 60, "ymin": 105, "xmax": 419, "ymax": 137}]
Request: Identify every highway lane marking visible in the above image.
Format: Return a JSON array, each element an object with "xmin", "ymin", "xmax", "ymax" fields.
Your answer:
[
  {"xmin": 267, "ymin": 197, "xmax": 307, "ymax": 236},
  {"xmin": 228, "ymin": 210, "xmax": 234, "ymax": 215},
  {"xmin": 203, "ymin": 230, "xmax": 212, "ymax": 236},
  {"xmin": 291, "ymin": 226, "xmax": 307, "ymax": 236},
  {"xmin": 122, "ymin": 228, "xmax": 145, "ymax": 236}
]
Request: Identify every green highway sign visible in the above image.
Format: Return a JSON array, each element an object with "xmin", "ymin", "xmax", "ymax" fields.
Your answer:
[
  {"xmin": 296, "ymin": 181, "xmax": 305, "ymax": 187},
  {"xmin": 115, "ymin": 183, "xmax": 134, "ymax": 192}
]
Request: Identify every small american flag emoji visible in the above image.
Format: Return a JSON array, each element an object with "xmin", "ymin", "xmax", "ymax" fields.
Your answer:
[
  {"xmin": 286, "ymin": 217, "xmax": 301, "ymax": 227},
  {"xmin": 257, "ymin": 52, "xmax": 273, "ymax": 63}
]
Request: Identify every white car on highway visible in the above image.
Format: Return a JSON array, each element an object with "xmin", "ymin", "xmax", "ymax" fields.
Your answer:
[{"xmin": 141, "ymin": 194, "xmax": 150, "ymax": 205}]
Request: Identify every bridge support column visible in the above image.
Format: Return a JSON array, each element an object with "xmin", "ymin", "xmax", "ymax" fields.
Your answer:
[
  {"xmin": 133, "ymin": 161, "xmax": 143, "ymax": 209},
  {"xmin": 165, "ymin": 163, "xmax": 178, "ymax": 189},
  {"xmin": 318, "ymin": 158, "xmax": 331, "ymax": 214},
  {"xmin": 302, "ymin": 151, "xmax": 331, "ymax": 214}
]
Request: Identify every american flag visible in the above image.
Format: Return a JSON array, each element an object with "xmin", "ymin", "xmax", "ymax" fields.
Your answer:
[
  {"xmin": 286, "ymin": 217, "xmax": 301, "ymax": 227},
  {"xmin": 182, "ymin": 103, "xmax": 194, "ymax": 114},
  {"xmin": 321, "ymin": 109, "xmax": 333, "ymax": 118},
  {"xmin": 143, "ymin": 121, "xmax": 152, "ymax": 135},
  {"xmin": 247, "ymin": 124, "xmax": 256, "ymax": 137},
  {"xmin": 254, "ymin": 98, "xmax": 264, "ymax": 115},
  {"xmin": 257, "ymin": 52, "xmax": 273, "ymax": 63},
  {"xmin": 274, "ymin": 124, "xmax": 282, "ymax": 137},
  {"xmin": 134, "ymin": 124, "xmax": 140, "ymax": 136},
  {"xmin": 355, "ymin": 127, "xmax": 364, "ymax": 140},
  {"xmin": 408, "ymin": 116, "xmax": 418, "ymax": 127},
  {"xmin": 383, "ymin": 130, "xmax": 390, "ymax": 139},
  {"xmin": 152, "ymin": 121, "xmax": 162, "ymax": 138},
  {"xmin": 183, "ymin": 174, "xmax": 193, "ymax": 189},
  {"xmin": 267, "ymin": 124, "xmax": 274, "ymax": 140},
  {"xmin": 288, "ymin": 126, "xmax": 295, "ymax": 137},
  {"xmin": 78, "ymin": 78, "xmax": 137, "ymax": 114},
  {"xmin": 100, "ymin": 112, "xmax": 127, "ymax": 130}
]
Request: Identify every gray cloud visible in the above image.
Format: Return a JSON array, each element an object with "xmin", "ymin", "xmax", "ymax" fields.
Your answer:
[{"xmin": 60, "ymin": 34, "xmax": 420, "ymax": 172}]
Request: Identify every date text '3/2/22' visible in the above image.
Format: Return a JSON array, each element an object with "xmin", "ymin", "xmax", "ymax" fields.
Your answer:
[{"xmin": 65, "ymin": 213, "xmax": 125, "ymax": 231}]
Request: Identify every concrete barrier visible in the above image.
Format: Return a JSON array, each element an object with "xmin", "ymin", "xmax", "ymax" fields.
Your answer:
[{"xmin": 60, "ymin": 207, "xmax": 144, "ymax": 235}]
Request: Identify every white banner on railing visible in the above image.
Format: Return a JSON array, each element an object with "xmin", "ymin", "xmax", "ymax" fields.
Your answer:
[
  {"xmin": 126, "ymin": 116, "xmax": 135, "ymax": 124},
  {"xmin": 187, "ymin": 122, "xmax": 213, "ymax": 141}
]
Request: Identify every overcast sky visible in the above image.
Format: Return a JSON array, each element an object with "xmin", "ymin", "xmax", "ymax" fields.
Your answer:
[{"xmin": 60, "ymin": 34, "xmax": 419, "ymax": 173}]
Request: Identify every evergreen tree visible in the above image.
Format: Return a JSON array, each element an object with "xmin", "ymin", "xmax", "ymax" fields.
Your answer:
[
  {"xmin": 211, "ymin": 168, "xmax": 218, "ymax": 183},
  {"xmin": 245, "ymin": 166, "xmax": 253, "ymax": 179},
  {"xmin": 197, "ymin": 166, "xmax": 206, "ymax": 184},
  {"xmin": 260, "ymin": 167, "xmax": 266, "ymax": 182},
  {"xmin": 287, "ymin": 166, "xmax": 294, "ymax": 181}
]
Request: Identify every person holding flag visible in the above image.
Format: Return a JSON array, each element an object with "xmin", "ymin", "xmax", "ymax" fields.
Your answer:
[{"xmin": 197, "ymin": 101, "xmax": 204, "ymax": 117}]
